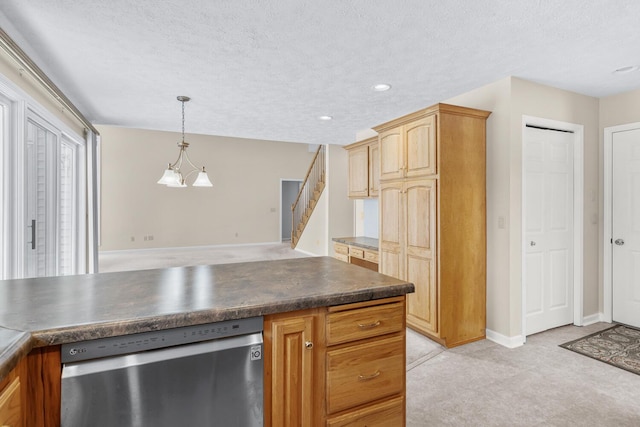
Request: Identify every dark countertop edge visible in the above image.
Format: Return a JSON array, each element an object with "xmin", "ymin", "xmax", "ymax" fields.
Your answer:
[
  {"xmin": 0, "ymin": 331, "xmax": 32, "ymax": 383},
  {"xmin": 0, "ymin": 282, "xmax": 414, "ymax": 382},
  {"xmin": 30, "ymin": 283, "xmax": 414, "ymax": 346},
  {"xmin": 332, "ymin": 236, "xmax": 379, "ymax": 251}
]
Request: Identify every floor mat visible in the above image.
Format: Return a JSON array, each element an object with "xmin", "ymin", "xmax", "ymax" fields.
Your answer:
[{"xmin": 560, "ymin": 324, "xmax": 640, "ymax": 376}]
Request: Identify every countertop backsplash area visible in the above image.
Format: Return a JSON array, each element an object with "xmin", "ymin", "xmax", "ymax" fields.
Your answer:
[{"xmin": 354, "ymin": 198, "xmax": 379, "ymax": 239}]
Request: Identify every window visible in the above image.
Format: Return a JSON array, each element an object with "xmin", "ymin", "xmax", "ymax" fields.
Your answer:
[{"xmin": 0, "ymin": 75, "xmax": 86, "ymax": 279}]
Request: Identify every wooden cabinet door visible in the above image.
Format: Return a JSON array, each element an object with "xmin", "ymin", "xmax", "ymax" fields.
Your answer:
[
  {"xmin": 405, "ymin": 115, "xmax": 437, "ymax": 178},
  {"xmin": 0, "ymin": 377, "xmax": 21, "ymax": 427},
  {"xmin": 265, "ymin": 313, "xmax": 315, "ymax": 427},
  {"xmin": 347, "ymin": 144, "xmax": 370, "ymax": 198},
  {"xmin": 379, "ymin": 127, "xmax": 404, "ymax": 181},
  {"xmin": 405, "ymin": 179, "xmax": 438, "ymax": 334},
  {"xmin": 379, "ymin": 182, "xmax": 404, "ymax": 280},
  {"xmin": 369, "ymin": 142, "xmax": 379, "ymax": 197}
]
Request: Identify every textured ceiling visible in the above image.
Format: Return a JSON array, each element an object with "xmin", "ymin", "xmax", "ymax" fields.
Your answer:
[{"xmin": 1, "ymin": 0, "xmax": 639, "ymax": 145}]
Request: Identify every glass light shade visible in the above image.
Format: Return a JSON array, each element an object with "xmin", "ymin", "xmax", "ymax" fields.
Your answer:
[
  {"xmin": 157, "ymin": 168, "xmax": 179, "ymax": 185},
  {"xmin": 167, "ymin": 172, "xmax": 186, "ymax": 187},
  {"xmin": 192, "ymin": 171, "xmax": 213, "ymax": 187}
]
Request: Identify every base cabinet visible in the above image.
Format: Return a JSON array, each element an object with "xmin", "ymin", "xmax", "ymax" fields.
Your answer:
[
  {"xmin": 264, "ymin": 309, "xmax": 322, "ymax": 427},
  {"xmin": 0, "ymin": 377, "xmax": 21, "ymax": 427},
  {"xmin": 326, "ymin": 396, "xmax": 405, "ymax": 427},
  {"xmin": 264, "ymin": 296, "xmax": 406, "ymax": 426}
]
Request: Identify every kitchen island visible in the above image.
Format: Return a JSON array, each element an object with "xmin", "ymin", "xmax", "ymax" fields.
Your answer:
[{"xmin": 0, "ymin": 256, "xmax": 413, "ymax": 426}]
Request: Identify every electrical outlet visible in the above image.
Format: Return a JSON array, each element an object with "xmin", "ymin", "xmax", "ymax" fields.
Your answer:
[
  {"xmin": 498, "ymin": 216, "xmax": 505, "ymax": 229},
  {"xmin": 144, "ymin": 236, "xmax": 148, "ymax": 241},
  {"xmin": 235, "ymin": 232, "xmax": 238, "ymax": 237},
  {"xmin": 130, "ymin": 236, "xmax": 135, "ymax": 242},
  {"xmin": 148, "ymin": 235, "xmax": 154, "ymax": 241},
  {"xmin": 270, "ymin": 207, "xmax": 276, "ymax": 213}
]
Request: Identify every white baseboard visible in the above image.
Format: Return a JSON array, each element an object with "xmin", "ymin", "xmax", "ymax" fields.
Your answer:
[
  {"xmin": 294, "ymin": 248, "xmax": 321, "ymax": 257},
  {"xmin": 581, "ymin": 312, "xmax": 606, "ymax": 326},
  {"xmin": 99, "ymin": 241, "xmax": 283, "ymax": 255},
  {"xmin": 486, "ymin": 329, "xmax": 524, "ymax": 349}
]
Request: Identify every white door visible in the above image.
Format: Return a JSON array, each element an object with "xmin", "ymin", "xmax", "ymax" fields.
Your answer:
[
  {"xmin": 612, "ymin": 127, "xmax": 640, "ymax": 328},
  {"xmin": 25, "ymin": 119, "xmax": 57, "ymax": 278},
  {"xmin": 524, "ymin": 127, "xmax": 574, "ymax": 335}
]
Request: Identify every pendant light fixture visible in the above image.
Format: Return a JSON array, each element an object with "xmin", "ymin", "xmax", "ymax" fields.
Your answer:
[{"xmin": 157, "ymin": 96, "xmax": 213, "ymax": 187}]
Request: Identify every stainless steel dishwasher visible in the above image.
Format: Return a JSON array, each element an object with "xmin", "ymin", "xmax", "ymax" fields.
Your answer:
[{"xmin": 60, "ymin": 316, "xmax": 263, "ymax": 427}]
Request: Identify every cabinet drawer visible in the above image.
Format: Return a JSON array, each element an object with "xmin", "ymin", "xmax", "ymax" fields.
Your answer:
[
  {"xmin": 326, "ymin": 335, "xmax": 404, "ymax": 414},
  {"xmin": 0, "ymin": 377, "xmax": 21, "ymax": 427},
  {"xmin": 326, "ymin": 396, "xmax": 404, "ymax": 427},
  {"xmin": 364, "ymin": 250, "xmax": 379, "ymax": 263},
  {"xmin": 326, "ymin": 301, "xmax": 404, "ymax": 345},
  {"xmin": 334, "ymin": 243, "xmax": 349, "ymax": 255},
  {"xmin": 349, "ymin": 247, "xmax": 364, "ymax": 259},
  {"xmin": 334, "ymin": 253, "xmax": 349, "ymax": 263}
]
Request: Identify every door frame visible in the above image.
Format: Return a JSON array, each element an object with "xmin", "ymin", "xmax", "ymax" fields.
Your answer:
[
  {"xmin": 521, "ymin": 115, "xmax": 584, "ymax": 339},
  {"xmin": 603, "ymin": 121, "xmax": 640, "ymax": 322},
  {"xmin": 279, "ymin": 179, "xmax": 303, "ymax": 242}
]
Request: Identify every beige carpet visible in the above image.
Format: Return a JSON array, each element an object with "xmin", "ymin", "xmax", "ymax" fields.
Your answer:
[{"xmin": 99, "ymin": 243, "xmax": 310, "ymax": 273}]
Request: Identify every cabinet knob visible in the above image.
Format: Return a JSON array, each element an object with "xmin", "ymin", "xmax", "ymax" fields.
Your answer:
[{"xmin": 305, "ymin": 341, "xmax": 313, "ymax": 349}]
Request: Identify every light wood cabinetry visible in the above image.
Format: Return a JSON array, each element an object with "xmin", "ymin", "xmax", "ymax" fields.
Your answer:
[
  {"xmin": 375, "ymin": 103, "xmax": 490, "ymax": 348},
  {"xmin": 264, "ymin": 296, "xmax": 406, "ymax": 426},
  {"xmin": 380, "ymin": 179, "xmax": 437, "ymax": 335},
  {"xmin": 325, "ymin": 297, "xmax": 406, "ymax": 425},
  {"xmin": 332, "ymin": 242, "xmax": 378, "ymax": 272},
  {"xmin": 0, "ymin": 377, "xmax": 21, "ymax": 427},
  {"xmin": 264, "ymin": 309, "xmax": 323, "ymax": 427},
  {"xmin": 0, "ymin": 355, "xmax": 29, "ymax": 427},
  {"xmin": 345, "ymin": 137, "xmax": 379, "ymax": 198},
  {"xmin": 379, "ymin": 115, "xmax": 436, "ymax": 181}
]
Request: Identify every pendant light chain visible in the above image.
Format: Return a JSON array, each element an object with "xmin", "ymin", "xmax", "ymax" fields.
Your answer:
[{"xmin": 181, "ymin": 98, "xmax": 186, "ymax": 143}]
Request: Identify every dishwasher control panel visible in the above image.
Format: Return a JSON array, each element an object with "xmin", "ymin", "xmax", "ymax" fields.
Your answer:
[{"xmin": 61, "ymin": 316, "xmax": 263, "ymax": 363}]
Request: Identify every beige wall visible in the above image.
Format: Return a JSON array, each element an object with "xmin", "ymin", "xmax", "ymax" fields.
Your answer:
[
  {"xmin": 326, "ymin": 144, "xmax": 354, "ymax": 256},
  {"xmin": 296, "ymin": 144, "xmax": 354, "ymax": 256},
  {"xmin": 446, "ymin": 76, "xmax": 600, "ymax": 339},
  {"xmin": 98, "ymin": 125, "xmax": 315, "ymax": 251},
  {"xmin": 445, "ymin": 77, "xmax": 513, "ymax": 337}
]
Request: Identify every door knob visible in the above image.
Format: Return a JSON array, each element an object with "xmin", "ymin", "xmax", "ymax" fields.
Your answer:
[
  {"xmin": 305, "ymin": 341, "xmax": 313, "ymax": 349},
  {"xmin": 615, "ymin": 239, "xmax": 625, "ymax": 246}
]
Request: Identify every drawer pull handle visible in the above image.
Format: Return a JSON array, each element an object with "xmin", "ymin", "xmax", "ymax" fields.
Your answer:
[
  {"xmin": 305, "ymin": 341, "xmax": 313, "ymax": 349},
  {"xmin": 358, "ymin": 371, "xmax": 381, "ymax": 381},
  {"xmin": 358, "ymin": 320, "xmax": 381, "ymax": 329}
]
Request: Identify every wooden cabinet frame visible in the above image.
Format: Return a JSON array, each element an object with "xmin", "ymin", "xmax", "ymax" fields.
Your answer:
[{"xmin": 376, "ymin": 103, "xmax": 490, "ymax": 348}]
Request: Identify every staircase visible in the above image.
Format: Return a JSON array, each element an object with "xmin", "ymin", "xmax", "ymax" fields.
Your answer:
[{"xmin": 291, "ymin": 145, "xmax": 326, "ymax": 248}]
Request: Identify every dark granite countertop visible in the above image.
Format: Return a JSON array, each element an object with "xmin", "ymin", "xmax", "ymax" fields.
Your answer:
[
  {"xmin": 0, "ymin": 256, "xmax": 412, "ymax": 381},
  {"xmin": 332, "ymin": 236, "xmax": 379, "ymax": 251}
]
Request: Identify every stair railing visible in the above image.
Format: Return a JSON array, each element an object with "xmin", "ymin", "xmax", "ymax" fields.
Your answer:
[{"xmin": 291, "ymin": 145, "xmax": 326, "ymax": 247}]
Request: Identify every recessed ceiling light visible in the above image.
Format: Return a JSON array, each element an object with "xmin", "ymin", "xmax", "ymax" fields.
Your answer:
[
  {"xmin": 613, "ymin": 65, "xmax": 639, "ymax": 74},
  {"xmin": 318, "ymin": 115, "xmax": 333, "ymax": 121},
  {"xmin": 373, "ymin": 83, "xmax": 391, "ymax": 92}
]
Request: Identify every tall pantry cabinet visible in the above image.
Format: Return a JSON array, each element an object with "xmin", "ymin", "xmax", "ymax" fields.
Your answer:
[{"xmin": 374, "ymin": 103, "xmax": 490, "ymax": 348}]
